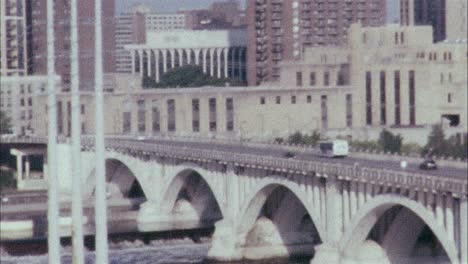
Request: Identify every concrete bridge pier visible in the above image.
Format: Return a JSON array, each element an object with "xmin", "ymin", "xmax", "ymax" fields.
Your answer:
[
  {"xmin": 311, "ymin": 175, "xmax": 342, "ymax": 264},
  {"xmin": 136, "ymin": 200, "xmax": 173, "ymax": 231},
  {"xmin": 207, "ymin": 219, "xmax": 243, "ymax": 261}
]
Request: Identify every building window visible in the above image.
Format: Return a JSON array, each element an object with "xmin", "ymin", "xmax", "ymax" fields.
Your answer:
[
  {"xmin": 346, "ymin": 94, "xmax": 352, "ymax": 127},
  {"xmin": 167, "ymin": 99, "xmax": 176, "ymax": 132},
  {"xmin": 296, "ymin": 72, "xmax": 303, "ymax": 86},
  {"xmin": 67, "ymin": 101, "xmax": 71, "ymax": 136},
  {"xmin": 380, "ymin": 71, "xmax": 386, "ymax": 125},
  {"xmin": 57, "ymin": 101, "xmax": 63, "ymax": 134},
  {"xmin": 123, "ymin": 112, "xmax": 131, "ymax": 133},
  {"xmin": 409, "ymin": 70, "xmax": 416, "ymax": 125},
  {"xmin": 310, "ymin": 72, "xmax": 316, "ymax": 86},
  {"xmin": 276, "ymin": 96, "xmax": 281, "ymax": 104},
  {"xmin": 448, "ymin": 93, "xmax": 452, "ymax": 103},
  {"xmin": 307, "ymin": 95, "xmax": 312, "ymax": 103},
  {"xmin": 192, "ymin": 98, "xmax": 200, "ymax": 132},
  {"xmin": 321, "ymin": 95, "xmax": 327, "ymax": 129},
  {"xmin": 324, "ymin": 72, "xmax": 330, "ymax": 86},
  {"xmin": 209, "ymin": 98, "xmax": 217, "ymax": 132},
  {"xmin": 291, "ymin": 96, "xmax": 296, "ymax": 104},
  {"xmin": 28, "ymin": 98, "xmax": 32, "ymax": 106},
  {"xmin": 152, "ymin": 100, "xmax": 160, "ymax": 133},
  {"xmin": 137, "ymin": 99, "xmax": 146, "ymax": 133},
  {"xmin": 394, "ymin": 71, "xmax": 401, "ymax": 125},
  {"xmin": 226, "ymin": 98, "xmax": 234, "ymax": 131},
  {"xmin": 394, "ymin": 32, "xmax": 399, "ymax": 44},
  {"xmin": 81, "ymin": 104, "xmax": 85, "ymax": 115},
  {"xmin": 365, "ymin": 71, "xmax": 372, "ymax": 125},
  {"xmin": 20, "ymin": 98, "xmax": 25, "ymax": 106},
  {"xmin": 448, "ymin": 73, "xmax": 452, "ymax": 82},
  {"xmin": 400, "ymin": 32, "xmax": 404, "ymax": 44},
  {"xmin": 440, "ymin": 73, "xmax": 444, "ymax": 84},
  {"xmin": 260, "ymin": 97, "xmax": 266, "ymax": 105}
]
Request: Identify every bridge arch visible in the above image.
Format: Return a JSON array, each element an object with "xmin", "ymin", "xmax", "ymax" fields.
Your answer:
[
  {"xmin": 340, "ymin": 194, "xmax": 458, "ymax": 264},
  {"xmin": 234, "ymin": 176, "xmax": 324, "ymax": 258},
  {"xmin": 83, "ymin": 153, "xmax": 148, "ymax": 200},
  {"xmin": 237, "ymin": 175, "xmax": 324, "ymax": 239},
  {"xmin": 160, "ymin": 163, "xmax": 224, "ymax": 221}
]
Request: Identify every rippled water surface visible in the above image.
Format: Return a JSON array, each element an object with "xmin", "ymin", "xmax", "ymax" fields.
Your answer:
[{"xmin": 1, "ymin": 244, "xmax": 310, "ymax": 264}]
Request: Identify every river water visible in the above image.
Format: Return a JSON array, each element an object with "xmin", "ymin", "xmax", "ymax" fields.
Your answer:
[{"xmin": 1, "ymin": 243, "xmax": 310, "ymax": 264}]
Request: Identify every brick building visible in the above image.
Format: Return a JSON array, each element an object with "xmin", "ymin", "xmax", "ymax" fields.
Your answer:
[{"xmin": 246, "ymin": 0, "xmax": 387, "ymax": 85}]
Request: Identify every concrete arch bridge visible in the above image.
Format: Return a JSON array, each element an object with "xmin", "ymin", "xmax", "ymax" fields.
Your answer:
[{"xmin": 3, "ymin": 137, "xmax": 467, "ymax": 264}]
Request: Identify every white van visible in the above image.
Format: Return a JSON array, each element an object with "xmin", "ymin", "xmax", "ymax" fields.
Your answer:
[{"xmin": 318, "ymin": 140, "xmax": 349, "ymax": 157}]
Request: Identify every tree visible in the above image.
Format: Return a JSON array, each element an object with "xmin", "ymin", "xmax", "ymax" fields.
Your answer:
[
  {"xmin": 378, "ymin": 129, "xmax": 403, "ymax": 154},
  {"xmin": 142, "ymin": 65, "xmax": 247, "ymax": 89},
  {"xmin": 287, "ymin": 131, "xmax": 321, "ymax": 146},
  {"xmin": 0, "ymin": 110, "xmax": 12, "ymax": 134},
  {"xmin": 423, "ymin": 125, "xmax": 467, "ymax": 159},
  {"xmin": 423, "ymin": 125, "xmax": 449, "ymax": 157}
]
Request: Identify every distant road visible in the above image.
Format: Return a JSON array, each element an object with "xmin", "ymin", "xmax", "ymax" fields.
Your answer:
[{"xmin": 139, "ymin": 138, "xmax": 467, "ymax": 179}]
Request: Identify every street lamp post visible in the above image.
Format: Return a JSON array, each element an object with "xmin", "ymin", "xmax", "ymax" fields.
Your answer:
[
  {"xmin": 46, "ymin": 0, "xmax": 61, "ymax": 262},
  {"xmin": 94, "ymin": 0, "xmax": 109, "ymax": 263},
  {"xmin": 70, "ymin": 0, "xmax": 85, "ymax": 262}
]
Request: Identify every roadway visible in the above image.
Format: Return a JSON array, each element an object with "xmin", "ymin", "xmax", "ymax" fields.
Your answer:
[{"xmin": 138, "ymin": 138, "xmax": 467, "ymax": 179}]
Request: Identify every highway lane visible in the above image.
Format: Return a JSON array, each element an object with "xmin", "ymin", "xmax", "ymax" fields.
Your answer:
[{"xmin": 138, "ymin": 139, "xmax": 467, "ymax": 179}]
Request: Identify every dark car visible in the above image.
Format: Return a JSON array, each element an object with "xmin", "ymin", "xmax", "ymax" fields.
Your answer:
[
  {"xmin": 284, "ymin": 151, "xmax": 297, "ymax": 158},
  {"xmin": 419, "ymin": 159, "xmax": 437, "ymax": 170}
]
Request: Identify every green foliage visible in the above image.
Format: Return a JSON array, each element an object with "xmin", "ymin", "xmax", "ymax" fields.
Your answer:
[
  {"xmin": 423, "ymin": 125, "xmax": 467, "ymax": 159},
  {"xmin": 378, "ymin": 129, "xmax": 403, "ymax": 154},
  {"xmin": 349, "ymin": 140, "xmax": 383, "ymax": 152},
  {"xmin": 0, "ymin": 110, "xmax": 12, "ymax": 134},
  {"xmin": 401, "ymin": 143, "xmax": 423, "ymax": 156},
  {"xmin": 142, "ymin": 65, "xmax": 247, "ymax": 89},
  {"xmin": 274, "ymin": 137, "xmax": 284, "ymax": 144},
  {"xmin": 0, "ymin": 170, "xmax": 16, "ymax": 191},
  {"xmin": 287, "ymin": 131, "xmax": 321, "ymax": 146}
]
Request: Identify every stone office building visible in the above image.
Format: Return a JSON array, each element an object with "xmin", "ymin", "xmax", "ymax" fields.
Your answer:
[{"xmin": 32, "ymin": 24, "xmax": 467, "ymax": 145}]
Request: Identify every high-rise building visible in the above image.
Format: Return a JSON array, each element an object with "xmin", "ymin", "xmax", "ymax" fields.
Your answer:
[
  {"xmin": 246, "ymin": 0, "xmax": 387, "ymax": 86},
  {"xmin": 27, "ymin": 0, "xmax": 115, "ymax": 90},
  {"xmin": 0, "ymin": 0, "xmax": 28, "ymax": 76},
  {"xmin": 115, "ymin": 5, "xmax": 188, "ymax": 73},
  {"xmin": 180, "ymin": 0, "xmax": 246, "ymax": 30},
  {"xmin": 400, "ymin": 0, "xmax": 446, "ymax": 42},
  {"xmin": 445, "ymin": 0, "xmax": 467, "ymax": 41}
]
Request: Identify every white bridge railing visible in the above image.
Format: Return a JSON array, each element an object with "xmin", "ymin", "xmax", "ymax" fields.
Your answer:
[{"xmin": 2, "ymin": 135, "xmax": 467, "ymax": 196}]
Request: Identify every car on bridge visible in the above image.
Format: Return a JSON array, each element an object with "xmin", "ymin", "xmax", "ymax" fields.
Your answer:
[{"xmin": 419, "ymin": 159, "xmax": 438, "ymax": 170}]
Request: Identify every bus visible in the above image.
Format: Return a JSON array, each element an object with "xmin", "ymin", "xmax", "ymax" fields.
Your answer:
[{"xmin": 318, "ymin": 140, "xmax": 349, "ymax": 157}]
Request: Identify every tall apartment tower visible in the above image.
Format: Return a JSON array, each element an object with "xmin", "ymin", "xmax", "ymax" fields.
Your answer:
[
  {"xmin": 246, "ymin": 0, "xmax": 386, "ymax": 86},
  {"xmin": 0, "ymin": 0, "xmax": 28, "ymax": 76},
  {"xmin": 28, "ymin": 0, "xmax": 115, "ymax": 90},
  {"xmin": 400, "ymin": 0, "xmax": 446, "ymax": 42}
]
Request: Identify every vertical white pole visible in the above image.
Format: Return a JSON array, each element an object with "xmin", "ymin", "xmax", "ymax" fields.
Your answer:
[
  {"xmin": 223, "ymin": 48, "xmax": 228, "ymax": 78},
  {"xmin": 70, "ymin": 0, "xmax": 85, "ymax": 262},
  {"xmin": 46, "ymin": 0, "xmax": 61, "ymax": 261},
  {"xmin": 155, "ymin": 51, "xmax": 160, "ymax": 82},
  {"xmin": 94, "ymin": 0, "xmax": 109, "ymax": 263}
]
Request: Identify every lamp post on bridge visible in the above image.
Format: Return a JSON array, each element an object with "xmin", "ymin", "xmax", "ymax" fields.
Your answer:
[
  {"xmin": 46, "ymin": 0, "xmax": 61, "ymax": 262},
  {"xmin": 94, "ymin": 0, "xmax": 109, "ymax": 263},
  {"xmin": 70, "ymin": 0, "xmax": 85, "ymax": 262}
]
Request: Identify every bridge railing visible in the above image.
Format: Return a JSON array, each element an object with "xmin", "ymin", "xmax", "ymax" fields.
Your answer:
[
  {"xmin": 96, "ymin": 138, "xmax": 467, "ymax": 197},
  {"xmin": 2, "ymin": 135, "xmax": 467, "ymax": 196}
]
